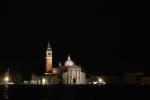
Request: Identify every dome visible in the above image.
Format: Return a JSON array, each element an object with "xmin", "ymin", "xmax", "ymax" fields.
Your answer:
[{"xmin": 64, "ymin": 55, "xmax": 74, "ymax": 67}]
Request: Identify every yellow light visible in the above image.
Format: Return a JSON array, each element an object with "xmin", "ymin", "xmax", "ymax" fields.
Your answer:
[
  {"xmin": 42, "ymin": 78, "xmax": 46, "ymax": 84},
  {"xmin": 103, "ymin": 82, "xmax": 106, "ymax": 85},
  {"xmin": 98, "ymin": 78, "xmax": 103, "ymax": 83},
  {"xmin": 4, "ymin": 77, "xmax": 9, "ymax": 82}
]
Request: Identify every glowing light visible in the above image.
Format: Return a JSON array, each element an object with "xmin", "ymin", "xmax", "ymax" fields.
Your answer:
[
  {"xmin": 103, "ymin": 82, "xmax": 106, "ymax": 85},
  {"xmin": 42, "ymin": 78, "xmax": 46, "ymax": 84},
  {"xmin": 93, "ymin": 81, "xmax": 98, "ymax": 85},
  {"xmin": 98, "ymin": 78, "xmax": 103, "ymax": 83},
  {"xmin": 4, "ymin": 77, "xmax": 9, "ymax": 82},
  {"xmin": 90, "ymin": 78, "xmax": 106, "ymax": 85},
  {"xmin": 98, "ymin": 78, "xmax": 106, "ymax": 85}
]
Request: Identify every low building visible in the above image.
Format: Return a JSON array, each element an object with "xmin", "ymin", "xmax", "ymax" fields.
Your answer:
[
  {"xmin": 140, "ymin": 76, "xmax": 150, "ymax": 85},
  {"xmin": 123, "ymin": 72, "xmax": 144, "ymax": 85},
  {"xmin": 88, "ymin": 73, "xmax": 147, "ymax": 85},
  {"xmin": 31, "ymin": 74, "xmax": 61, "ymax": 85},
  {"xmin": 88, "ymin": 74, "xmax": 124, "ymax": 85}
]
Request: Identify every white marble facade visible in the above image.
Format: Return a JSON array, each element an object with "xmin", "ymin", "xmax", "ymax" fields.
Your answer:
[{"xmin": 62, "ymin": 56, "xmax": 86, "ymax": 84}]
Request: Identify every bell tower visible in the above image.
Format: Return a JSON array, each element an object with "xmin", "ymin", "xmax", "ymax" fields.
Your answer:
[{"xmin": 45, "ymin": 41, "xmax": 52, "ymax": 74}]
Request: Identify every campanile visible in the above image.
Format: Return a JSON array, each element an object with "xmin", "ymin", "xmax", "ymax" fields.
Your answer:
[{"xmin": 45, "ymin": 41, "xmax": 52, "ymax": 74}]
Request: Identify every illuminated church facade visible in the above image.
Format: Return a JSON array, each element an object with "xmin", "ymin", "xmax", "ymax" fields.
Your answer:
[{"xmin": 31, "ymin": 42, "xmax": 87, "ymax": 84}]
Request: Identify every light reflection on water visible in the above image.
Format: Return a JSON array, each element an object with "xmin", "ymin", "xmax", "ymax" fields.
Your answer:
[
  {"xmin": 0, "ymin": 85, "xmax": 148, "ymax": 100},
  {"xmin": 4, "ymin": 85, "xmax": 9, "ymax": 100},
  {"xmin": 1, "ymin": 85, "xmax": 102, "ymax": 100}
]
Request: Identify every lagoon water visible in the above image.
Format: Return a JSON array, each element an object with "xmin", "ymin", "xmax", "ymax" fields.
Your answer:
[{"xmin": 0, "ymin": 85, "xmax": 149, "ymax": 100}]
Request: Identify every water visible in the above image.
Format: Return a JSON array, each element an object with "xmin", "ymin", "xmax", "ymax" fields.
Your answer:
[
  {"xmin": 4, "ymin": 85, "xmax": 9, "ymax": 100},
  {"xmin": 0, "ymin": 85, "xmax": 149, "ymax": 100}
]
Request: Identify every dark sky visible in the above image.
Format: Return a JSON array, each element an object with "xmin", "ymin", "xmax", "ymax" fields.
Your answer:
[
  {"xmin": 0, "ymin": 2, "xmax": 149, "ymax": 78},
  {"xmin": 144, "ymin": 1, "xmax": 150, "ymax": 33}
]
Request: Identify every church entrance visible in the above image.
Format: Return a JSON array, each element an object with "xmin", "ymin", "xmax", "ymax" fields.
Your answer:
[{"xmin": 73, "ymin": 78, "xmax": 76, "ymax": 83}]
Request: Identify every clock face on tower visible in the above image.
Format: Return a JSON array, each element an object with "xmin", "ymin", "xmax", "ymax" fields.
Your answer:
[{"xmin": 48, "ymin": 52, "xmax": 51, "ymax": 56}]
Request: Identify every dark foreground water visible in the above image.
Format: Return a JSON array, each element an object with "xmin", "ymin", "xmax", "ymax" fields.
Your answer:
[{"xmin": 0, "ymin": 85, "xmax": 150, "ymax": 100}]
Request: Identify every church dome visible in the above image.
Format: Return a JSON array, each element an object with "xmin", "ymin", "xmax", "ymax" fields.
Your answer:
[{"xmin": 64, "ymin": 55, "xmax": 74, "ymax": 67}]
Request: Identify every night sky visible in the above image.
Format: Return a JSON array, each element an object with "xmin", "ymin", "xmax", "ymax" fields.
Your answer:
[{"xmin": 0, "ymin": 2, "xmax": 149, "ymax": 79}]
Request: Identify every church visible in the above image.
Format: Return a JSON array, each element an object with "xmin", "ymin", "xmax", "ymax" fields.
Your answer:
[{"xmin": 31, "ymin": 42, "xmax": 87, "ymax": 85}]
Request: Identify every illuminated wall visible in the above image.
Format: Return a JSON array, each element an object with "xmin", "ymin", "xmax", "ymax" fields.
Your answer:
[
  {"xmin": 52, "ymin": 68, "xmax": 62, "ymax": 75},
  {"xmin": 63, "ymin": 66, "xmax": 86, "ymax": 84},
  {"xmin": 46, "ymin": 57, "xmax": 52, "ymax": 73},
  {"xmin": 45, "ymin": 42, "xmax": 52, "ymax": 73}
]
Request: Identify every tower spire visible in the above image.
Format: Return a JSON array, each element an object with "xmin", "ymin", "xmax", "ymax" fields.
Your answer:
[
  {"xmin": 47, "ymin": 41, "xmax": 51, "ymax": 48},
  {"xmin": 59, "ymin": 62, "xmax": 62, "ymax": 67},
  {"xmin": 45, "ymin": 41, "xmax": 52, "ymax": 74}
]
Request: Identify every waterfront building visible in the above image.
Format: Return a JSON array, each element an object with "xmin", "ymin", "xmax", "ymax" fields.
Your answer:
[{"xmin": 31, "ymin": 41, "xmax": 87, "ymax": 85}]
